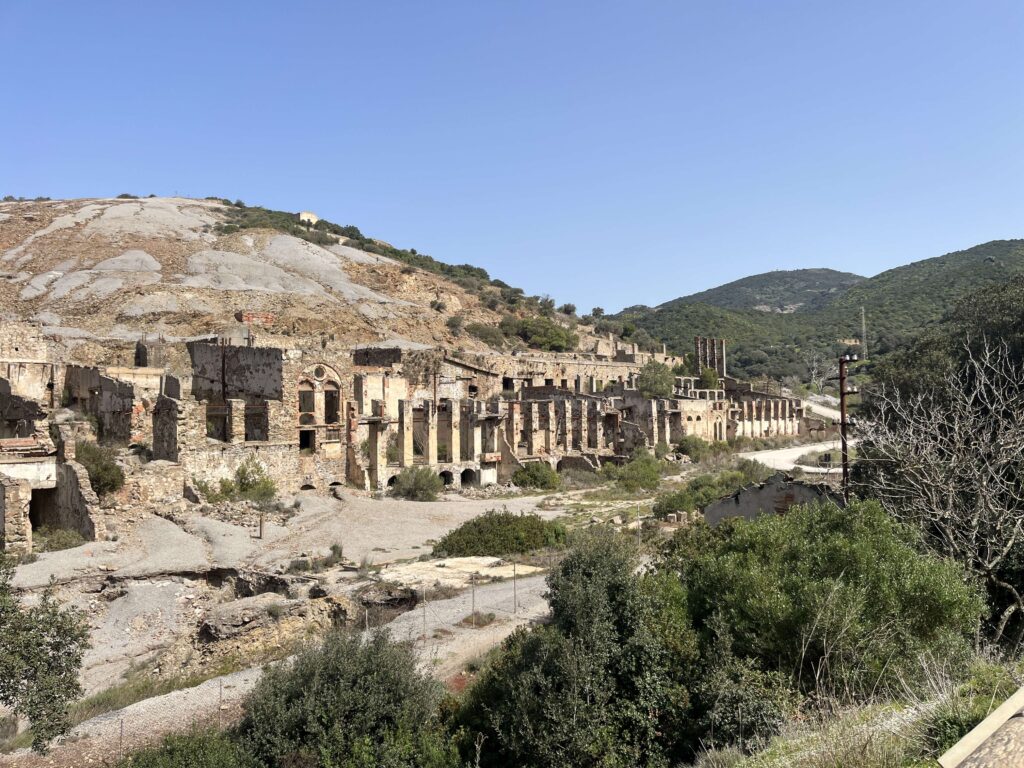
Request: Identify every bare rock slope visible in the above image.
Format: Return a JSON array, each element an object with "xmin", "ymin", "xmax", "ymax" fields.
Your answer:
[{"xmin": 0, "ymin": 197, "xmax": 503, "ymax": 360}]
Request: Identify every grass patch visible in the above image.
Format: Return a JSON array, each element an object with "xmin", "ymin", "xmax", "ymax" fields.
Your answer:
[
  {"xmin": 33, "ymin": 526, "xmax": 86, "ymax": 552},
  {"xmin": 458, "ymin": 611, "xmax": 496, "ymax": 629}
]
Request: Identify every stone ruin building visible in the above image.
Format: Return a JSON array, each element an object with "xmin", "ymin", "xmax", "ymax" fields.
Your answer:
[{"xmin": 0, "ymin": 320, "xmax": 813, "ymax": 554}]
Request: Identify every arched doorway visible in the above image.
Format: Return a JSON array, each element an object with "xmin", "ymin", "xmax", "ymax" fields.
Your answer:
[
  {"xmin": 440, "ymin": 470, "xmax": 454, "ymax": 486},
  {"xmin": 460, "ymin": 468, "xmax": 477, "ymax": 487}
]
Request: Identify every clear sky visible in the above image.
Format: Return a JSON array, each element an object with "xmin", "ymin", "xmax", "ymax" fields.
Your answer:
[{"xmin": 2, "ymin": 1, "xmax": 1021, "ymax": 312}]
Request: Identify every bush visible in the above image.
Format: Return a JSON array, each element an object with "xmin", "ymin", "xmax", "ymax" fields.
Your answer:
[
  {"xmin": 461, "ymin": 528, "xmax": 682, "ymax": 767},
  {"xmin": 194, "ymin": 458, "xmax": 276, "ymax": 503},
  {"xmin": 466, "ymin": 322, "xmax": 506, "ymax": 348},
  {"xmin": 391, "ymin": 467, "xmax": 444, "ymax": 501},
  {"xmin": 445, "ymin": 315, "xmax": 464, "ymax": 336},
  {"xmin": 675, "ymin": 434, "xmax": 733, "ymax": 463},
  {"xmin": 237, "ymin": 630, "xmax": 458, "ymax": 767},
  {"xmin": 118, "ymin": 729, "xmax": 254, "ymax": 768},
  {"xmin": 558, "ymin": 303, "xmax": 576, "ymax": 315},
  {"xmin": 602, "ymin": 448, "xmax": 662, "ymax": 492},
  {"xmin": 75, "ymin": 441, "xmax": 124, "ymax": 496},
  {"xmin": 433, "ymin": 509, "xmax": 566, "ymax": 557},
  {"xmin": 501, "ymin": 316, "xmax": 578, "ymax": 352},
  {"xmin": 512, "ymin": 462, "xmax": 561, "ymax": 490},
  {"xmin": 663, "ymin": 500, "xmax": 985, "ymax": 699}
]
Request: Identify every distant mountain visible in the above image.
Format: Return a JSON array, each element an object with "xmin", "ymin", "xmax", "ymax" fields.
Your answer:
[
  {"xmin": 670, "ymin": 268, "xmax": 864, "ymax": 314},
  {"xmin": 617, "ymin": 239, "xmax": 1024, "ymax": 380}
]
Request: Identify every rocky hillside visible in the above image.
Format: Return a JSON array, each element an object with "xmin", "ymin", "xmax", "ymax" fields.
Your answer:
[{"xmin": 0, "ymin": 197, "xmax": 585, "ymax": 363}]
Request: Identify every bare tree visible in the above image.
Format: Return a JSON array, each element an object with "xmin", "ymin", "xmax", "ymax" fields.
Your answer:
[
  {"xmin": 805, "ymin": 352, "xmax": 838, "ymax": 394},
  {"xmin": 857, "ymin": 341, "xmax": 1024, "ymax": 644}
]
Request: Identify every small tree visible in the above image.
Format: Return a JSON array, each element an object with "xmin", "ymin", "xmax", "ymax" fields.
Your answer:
[
  {"xmin": 591, "ymin": 307, "xmax": 605, "ymax": 318},
  {"xmin": 636, "ymin": 360, "xmax": 674, "ymax": 399},
  {"xmin": 390, "ymin": 466, "xmax": 444, "ymax": 501},
  {"xmin": 0, "ymin": 558, "xmax": 90, "ymax": 753},
  {"xmin": 75, "ymin": 441, "xmax": 124, "ymax": 497},
  {"xmin": 699, "ymin": 367, "xmax": 720, "ymax": 390},
  {"xmin": 558, "ymin": 303, "xmax": 576, "ymax": 315}
]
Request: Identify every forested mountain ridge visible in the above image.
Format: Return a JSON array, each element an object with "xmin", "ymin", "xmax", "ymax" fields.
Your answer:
[
  {"xmin": 616, "ymin": 239, "xmax": 1024, "ymax": 380},
  {"xmin": 655, "ymin": 267, "xmax": 865, "ymax": 314}
]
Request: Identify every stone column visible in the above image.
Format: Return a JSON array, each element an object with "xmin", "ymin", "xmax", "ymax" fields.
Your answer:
[
  {"xmin": 560, "ymin": 400, "xmax": 574, "ymax": 451},
  {"xmin": 1, "ymin": 477, "xmax": 33, "ymax": 554},
  {"xmin": 447, "ymin": 400, "xmax": 461, "ymax": 464},
  {"xmin": 507, "ymin": 401, "xmax": 521, "ymax": 455},
  {"xmin": 576, "ymin": 400, "xmax": 589, "ymax": 450},
  {"xmin": 398, "ymin": 400, "xmax": 414, "ymax": 467},
  {"xmin": 528, "ymin": 405, "xmax": 544, "ymax": 454},
  {"xmin": 650, "ymin": 400, "xmax": 661, "ymax": 446},
  {"xmin": 423, "ymin": 399, "xmax": 438, "ymax": 466},
  {"xmin": 228, "ymin": 398, "xmax": 246, "ymax": 444},
  {"xmin": 542, "ymin": 401, "xmax": 555, "ymax": 453}
]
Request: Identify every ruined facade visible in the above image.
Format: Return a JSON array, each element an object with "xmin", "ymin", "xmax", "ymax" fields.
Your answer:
[{"xmin": 0, "ymin": 320, "xmax": 809, "ymax": 551}]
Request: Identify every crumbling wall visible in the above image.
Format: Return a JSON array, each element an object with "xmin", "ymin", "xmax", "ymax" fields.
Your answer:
[
  {"xmin": 55, "ymin": 461, "xmax": 99, "ymax": 541},
  {"xmin": 0, "ymin": 474, "xmax": 32, "ymax": 553},
  {"xmin": 187, "ymin": 342, "xmax": 284, "ymax": 402},
  {"xmin": 64, "ymin": 365, "xmax": 135, "ymax": 444}
]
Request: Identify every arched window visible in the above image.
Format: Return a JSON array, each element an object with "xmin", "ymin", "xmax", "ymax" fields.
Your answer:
[{"xmin": 324, "ymin": 381, "xmax": 340, "ymax": 424}]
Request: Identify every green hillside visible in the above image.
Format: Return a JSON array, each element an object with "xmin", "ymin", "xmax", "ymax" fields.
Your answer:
[
  {"xmin": 672, "ymin": 268, "xmax": 864, "ymax": 313},
  {"xmin": 617, "ymin": 239, "xmax": 1024, "ymax": 380}
]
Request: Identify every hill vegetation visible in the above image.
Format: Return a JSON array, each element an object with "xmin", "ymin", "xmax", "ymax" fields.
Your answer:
[
  {"xmin": 670, "ymin": 268, "xmax": 864, "ymax": 313},
  {"xmin": 616, "ymin": 239, "xmax": 1024, "ymax": 380}
]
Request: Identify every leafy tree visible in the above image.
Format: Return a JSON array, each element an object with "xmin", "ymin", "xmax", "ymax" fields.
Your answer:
[
  {"xmin": 558, "ymin": 303, "xmax": 576, "ymax": 315},
  {"xmin": 390, "ymin": 467, "xmax": 444, "ymax": 501},
  {"xmin": 636, "ymin": 360, "xmax": 675, "ymax": 399},
  {"xmin": 0, "ymin": 558, "xmax": 90, "ymax": 753},
  {"xmin": 512, "ymin": 462, "xmax": 561, "ymax": 490},
  {"xmin": 591, "ymin": 307, "xmax": 605, "ymax": 318},
  {"xmin": 238, "ymin": 630, "xmax": 458, "ymax": 768},
  {"xmin": 699, "ymin": 367, "xmax": 720, "ymax": 390}
]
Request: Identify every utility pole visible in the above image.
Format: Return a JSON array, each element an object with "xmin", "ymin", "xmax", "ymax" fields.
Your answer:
[
  {"xmin": 837, "ymin": 354, "xmax": 859, "ymax": 504},
  {"xmin": 861, "ymin": 306, "xmax": 868, "ymax": 361},
  {"xmin": 512, "ymin": 560, "xmax": 518, "ymax": 615}
]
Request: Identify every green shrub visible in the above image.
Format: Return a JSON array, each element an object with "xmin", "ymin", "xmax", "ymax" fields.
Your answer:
[
  {"xmin": 193, "ymin": 458, "xmax": 276, "ymax": 503},
  {"xmin": 446, "ymin": 315, "xmax": 464, "ymax": 336},
  {"xmin": 663, "ymin": 500, "xmax": 985, "ymax": 700},
  {"xmin": 500, "ymin": 316, "xmax": 578, "ymax": 352},
  {"xmin": 237, "ymin": 631, "xmax": 458, "ymax": 767},
  {"xmin": 233, "ymin": 457, "xmax": 276, "ymax": 501},
  {"xmin": 602, "ymin": 448, "xmax": 661, "ymax": 492},
  {"xmin": 75, "ymin": 441, "xmax": 124, "ymax": 496},
  {"xmin": 119, "ymin": 729, "xmax": 254, "ymax": 768},
  {"xmin": 466, "ymin": 322, "xmax": 506, "ymax": 348},
  {"xmin": 433, "ymin": 509, "xmax": 566, "ymax": 557},
  {"xmin": 461, "ymin": 528, "xmax": 682, "ymax": 766},
  {"xmin": 391, "ymin": 467, "xmax": 444, "ymax": 501},
  {"xmin": 512, "ymin": 462, "xmax": 560, "ymax": 490}
]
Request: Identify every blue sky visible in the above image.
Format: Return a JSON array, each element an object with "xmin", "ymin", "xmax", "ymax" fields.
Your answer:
[{"xmin": 2, "ymin": 1, "xmax": 1021, "ymax": 311}]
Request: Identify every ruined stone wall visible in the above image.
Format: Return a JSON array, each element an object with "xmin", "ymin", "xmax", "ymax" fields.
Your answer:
[
  {"xmin": 0, "ymin": 474, "xmax": 31, "ymax": 553},
  {"xmin": 1, "ymin": 361, "xmax": 57, "ymax": 404},
  {"xmin": 181, "ymin": 442, "xmax": 343, "ymax": 494},
  {"xmin": 187, "ymin": 342, "xmax": 284, "ymax": 402},
  {"xmin": 703, "ymin": 475, "xmax": 839, "ymax": 527},
  {"xmin": 64, "ymin": 365, "xmax": 135, "ymax": 444},
  {"xmin": 56, "ymin": 460, "xmax": 99, "ymax": 541}
]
